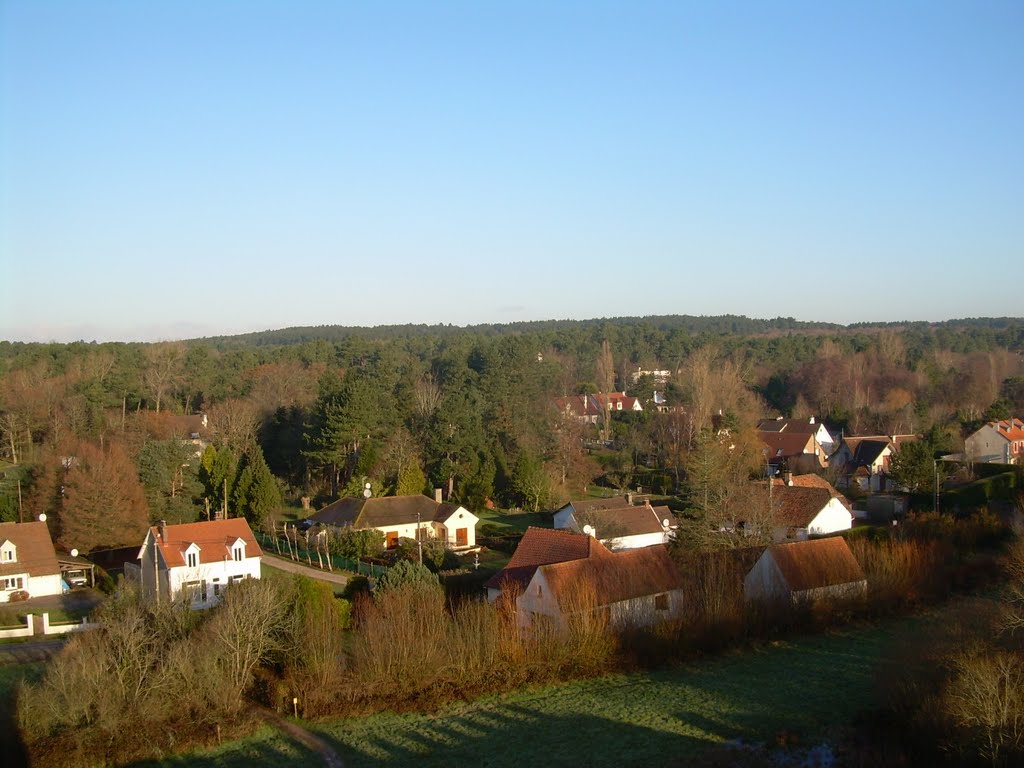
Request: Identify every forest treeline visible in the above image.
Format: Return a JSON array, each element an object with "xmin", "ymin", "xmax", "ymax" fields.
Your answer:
[{"xmin": 1, "ymin": 315, "xmax": 1023, "ymax": 551}]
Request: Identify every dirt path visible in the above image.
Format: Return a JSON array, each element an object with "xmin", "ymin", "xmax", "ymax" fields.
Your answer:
[
  {"xmin": 259, "ymin": 709, "xmax": 344, "ymax": 768},
  {"xmin": 262, "ymin": 554, "xmax": 350, "ymax": 587}
]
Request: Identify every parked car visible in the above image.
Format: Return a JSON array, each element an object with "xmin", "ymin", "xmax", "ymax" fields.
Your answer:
[{"xmin": 63, "ymin": 569, "xmax": 88, "ymax": 588}]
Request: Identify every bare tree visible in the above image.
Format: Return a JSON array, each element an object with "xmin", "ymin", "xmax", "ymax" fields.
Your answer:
[
  {"xmin": 207, "ymin": 398, "xmax": 260, "ymax": 451},
  {"xmin": 143, "ymin": 343, "xmax": 185, "ymax": 413},
  {"xmin": 413, "ymin": 373, "xmax": 443, "ymax": 418}
]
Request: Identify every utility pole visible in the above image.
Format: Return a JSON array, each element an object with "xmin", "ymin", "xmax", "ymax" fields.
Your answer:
[{"xmin": 416, "ymin": 509, "xmax": 423, "ymax": 565}]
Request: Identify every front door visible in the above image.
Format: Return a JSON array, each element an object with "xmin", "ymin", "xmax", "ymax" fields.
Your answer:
[
  {"xmin": 456, "ymin": 527, "xmax": 468, "ymax": 547},
  {"xmin": 386, "ymin": 531, "xmax": 399, "ymax": 549}
]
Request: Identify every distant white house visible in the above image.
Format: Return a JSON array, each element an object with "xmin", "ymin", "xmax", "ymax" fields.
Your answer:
[
  {"xmin": 309, "ymin": 492, "xmax": 478, "ymax": 550},
  {"xmin": 554, "ymin": 498, "xmax": 676, "ymax": 550},
  {"xmin": 770, "ymin": 474, "xmax": 854, "ymax": 542},
  {"xmin": 0, "ymin": 522, "xmax": 63, "ymax": 603},
  {"xmin": 965, "ymin": 418, "xmax": 1024, "ymax": 465},
  {"xmin": 128, "ymin": 518, "xmax": 262, "ymax": 608}
]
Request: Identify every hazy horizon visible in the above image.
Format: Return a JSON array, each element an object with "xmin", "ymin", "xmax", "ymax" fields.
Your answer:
[{"xmin": 3, "ymin": 2, "xmax": 1022, "ymax": 344}]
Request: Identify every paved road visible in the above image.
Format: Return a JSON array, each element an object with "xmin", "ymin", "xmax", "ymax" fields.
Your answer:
[{"xmin": 262, "ymin": 554, "xmax": 350, "ymax": 587}]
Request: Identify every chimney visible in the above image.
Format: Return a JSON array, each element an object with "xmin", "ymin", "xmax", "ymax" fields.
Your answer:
[
  {"xmin": 159, "ymin": 520, "xmax": 167, "ymax": 541},
  {"xmin": 434, "ymin": 488, "xmax": 443, "ymax": 503},
  {"xmin": 625, "ymin": 492, "xmax": 634, "ymax": 505},
  {"xmin": 783, "ymin": 471, "xmax": 794, "ymax": 486},
  {"xmin": 809, "ymin": 416, "xmax": 815, "ymax": 424}
]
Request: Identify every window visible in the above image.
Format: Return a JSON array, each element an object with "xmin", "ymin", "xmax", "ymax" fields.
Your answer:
[
  {"xmin": 229, "ymin": 575, "xmax": 244, "ymax": 585},
  {"xmin": 213, "ymin": 579, "xmax": 222, "ymax": 598},
  {"xmin": 654, "ymin": 593, "xmax": 669, "ymax": 611},
  {"xmin": 2, "ymin": 576, "xmax": 24, "ymax": 590},
  {"xmin": 201, "ymin": 581, "xmax": 208, "ymax": 602},
  {"xmin": 183, "ymin": 580, "xmax": 202, "ymax": 602},
  {"xmin": 2, "ymin": 549, "xmax": 14, "ymax": 563},
  {"xmin": 233, "ymin": 546, "xmax": 243, "ymax": 562},
  {"xmin": 187, "ymin": 551, "xmax": 198, "ymax": 568}
]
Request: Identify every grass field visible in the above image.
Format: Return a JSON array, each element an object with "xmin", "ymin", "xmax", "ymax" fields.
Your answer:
[
  {"xmin": 140, "ymin": 614, "xmax": 918, "ymax": 768},
  {"xmin": 311, "ymin": 625, "xmax": 897, "ymax": 767},
  {"xmin": 132, "ymin": 726, "xmax": 318, "ymax": 768}
]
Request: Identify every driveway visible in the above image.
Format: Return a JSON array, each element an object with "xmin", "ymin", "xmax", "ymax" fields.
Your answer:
[{"xmin": 262, "ymin": 555, "xmax": 350, "ymax": 587}]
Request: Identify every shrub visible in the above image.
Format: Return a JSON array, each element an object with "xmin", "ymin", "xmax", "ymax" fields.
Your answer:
[{"xmin": 374, "ymin": 559, "xmax": 440, "ymax": 593}]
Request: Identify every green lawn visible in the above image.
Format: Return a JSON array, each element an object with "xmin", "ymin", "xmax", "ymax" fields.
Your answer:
[
  {"xmin": 311, "ymin": 626, "xmax": 897, "ymax": 767},
  {"xmin": 145, "ymin": 615, "xmax": 915, "ymax": 768},
  {"xmin": 476, "ymin": 509, "xmax": 551, "ymax": 533}
]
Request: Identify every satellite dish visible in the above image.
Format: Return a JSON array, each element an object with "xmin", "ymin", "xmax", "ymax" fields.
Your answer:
[
  {"xmin": 71, "ymin": 548, "xmax": 79, "ymax": 557},
  {"xmin": 582, "ymin": 524, "xmax": 595, "ymax": 537},
  {"xmin": 38, "ymin": 513, "xmax": 46, "ymax": 522},
  {"xmin": 362, "ymin": 483, "xmax": 372, "ymax": 499},
  {"xmin": 662, "ymin": 519, "xmax": 670, "ymax": 528}
]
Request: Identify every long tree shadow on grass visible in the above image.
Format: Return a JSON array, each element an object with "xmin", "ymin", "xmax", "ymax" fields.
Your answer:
[
  {"xmin": 318, "ymin": 705, "xmax": 718, "ymax": 768},
  {"xmin": 316, "ymin": 626, "xmax": 897, "ymax": 768}
]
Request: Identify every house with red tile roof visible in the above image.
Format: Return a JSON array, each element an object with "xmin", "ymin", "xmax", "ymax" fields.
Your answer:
[
  {"xmin": 484, "ymin": 527, "xmax": 597, "ymax": 602},
  {"xmin": 757, "ymin": 431, "xmax": 827, "ymax": 474},
  {"xmin": 965, "ymin": 418, "xmax": 1024, "ymax": 465},
  {"xmin": 757, "ymin": 416, "xmax": 835, "ymax": 455},
  {"xmin": 519, "ymin": 542, "xmax": 684, "ymax": 629},
  {"xmin": 829, "ymin": 434, "xmax": 918, "ymax": 492},
  {"xmin": 744, "ymin": 537, "xmax": 866, "ymax": 605},
  {"xmin": 486, "ymin": 527, "xmax": 684, "ymax": 628},
  {"xmin": 769, "ymin": 474, "xmax": 853, "ymax": 542},
  {"xmin": 553, "ymin": 392, "xmax": 643, "ymax": 425},
  {"xmin": 129, "ymin": 518, "xmax": 262, "ymax": 607},
  {"xmin": 0, "ymin": 522, "xmax": 63, "ymax": 602}
]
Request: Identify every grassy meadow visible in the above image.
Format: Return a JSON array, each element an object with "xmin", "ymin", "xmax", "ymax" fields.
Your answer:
[{"xmin": 140, "ymin": 613, "xmax": 921, "ymax": 768}]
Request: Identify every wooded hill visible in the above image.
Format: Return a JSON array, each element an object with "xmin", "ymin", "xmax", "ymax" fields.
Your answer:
[{"xmin": 1, "ymin": 315, "xmax": 1022, "ymax": 549}]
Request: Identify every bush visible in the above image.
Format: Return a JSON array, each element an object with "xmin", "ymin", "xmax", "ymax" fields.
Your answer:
[{"xmin": 374, "ymin": 559, "xmax": 440, "ymax": 593}]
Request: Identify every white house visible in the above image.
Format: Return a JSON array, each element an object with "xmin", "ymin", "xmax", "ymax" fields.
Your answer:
[
  {"xmin": 830, "ymin": 434, "xmax": 918, "ymax": 492},
  {"xmin": 965, "ymin": 418, "xmax": 1024, "ymax": 465},
  {"xmin": 554, "ymin": 498, "xmax": 676, "ymax": 550},
  {"xmin": 757, "ymin": 417, "xmax": 835, "ymax": 456},
  {"xmin": 129, "ymin": 518, "xmax": 262, "ymax": 608},
  {"xmin": 770, "ymin": 474, "xmax": 854, "ymax": 542},
  {"xmin": 744, "ymin": 537, "xmax": 866, "ymax": 605},
  {"xmin": 309, "ymin": 492, "xmax": 478, "ymax": 550},
  {"xmin": 516, "ymin": 542, "xmax": 684, "ymax": 630},
  {"xmin": 0, "ymin": 522, "xmax": 63, "ymax": 603}
]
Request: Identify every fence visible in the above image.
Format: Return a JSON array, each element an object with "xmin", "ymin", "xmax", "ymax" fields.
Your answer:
[
  {"xmin": 256, "ymin": 531, "xmax": 389, "ymax": 579},
  {"xmin": 0, "ymin": 612, "xmax": 96, "ymax": 640}
]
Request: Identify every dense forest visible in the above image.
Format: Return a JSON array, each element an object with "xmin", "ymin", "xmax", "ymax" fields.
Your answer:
[{"xmin": 2, "ymin": 315, "xmax": 1023, "ymax": 552}]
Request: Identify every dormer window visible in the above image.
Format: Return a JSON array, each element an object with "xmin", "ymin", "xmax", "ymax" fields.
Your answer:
[
  {"xmin": 184, "ymin": 542, "xmax": 201, "ymax": 568},
  {"xmin": 0, "ymin": 541, "xmax": 15, "ymax": 564},
  {"xmin": 230, "ymin": 538, "xmax": 246, "ymax": 562},
  {"xmin": 233, "ymin": 545, "xmax": 243, "ymax": 562}
]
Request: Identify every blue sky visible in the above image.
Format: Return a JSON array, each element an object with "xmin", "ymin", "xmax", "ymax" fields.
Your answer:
[{"xmin": 2, "ymin": 1, "xmax": 1022, "ymax": 342}]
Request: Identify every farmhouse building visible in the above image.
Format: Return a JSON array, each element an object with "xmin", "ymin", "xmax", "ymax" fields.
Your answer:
[
  {"xmin": 309, "ymin": 493, "xmax": 478, "ymax": 550},
  {"xmin": 744, "ymin": 537, "xmax": 866, "ymax": 605},
  {"xmin": 129, "ymin": 518, "xmax": 262, "ymax": 608},
  {"xmin": 0, "ymin": 522, "xmax": 63, "ymax": 603}
]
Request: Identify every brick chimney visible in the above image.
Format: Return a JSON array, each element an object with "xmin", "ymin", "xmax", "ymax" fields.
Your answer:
[{"xmin": 158, "ymin": 520, "xmax": 167, "ymax": 541}]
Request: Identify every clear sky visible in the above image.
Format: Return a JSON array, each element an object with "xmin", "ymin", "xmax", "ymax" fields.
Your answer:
[{"xmin": 2, "ymin": 1, "xmax": 1022, "ymax": 342}]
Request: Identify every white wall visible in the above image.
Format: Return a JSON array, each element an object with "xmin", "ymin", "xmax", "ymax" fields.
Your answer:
[
  {"xmin": 167, "ymin": 556, "xmax": 262, "ymax": 608},
  {"xmin": 807, "ymin": 498, "xmax": 853, "ymax": 536},
  {"xmin": 0, "ymin": 572, "xmax": 62, "ymax": 603},
  {"xmin": 605, "ymin": 531, "xmax": 670, "ymax": 551}
]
